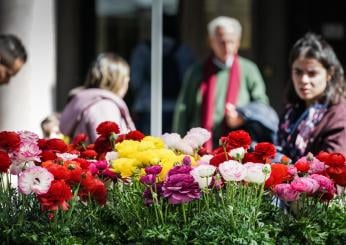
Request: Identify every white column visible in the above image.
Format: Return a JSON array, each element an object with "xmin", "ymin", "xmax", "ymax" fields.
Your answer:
[
  {"xmin": 0, "ymin": 0, "xmax": 56, "ymax": 136},
  {"xmin": 150, "ymin": 0, "xmax": 163, "ymax": 136}
]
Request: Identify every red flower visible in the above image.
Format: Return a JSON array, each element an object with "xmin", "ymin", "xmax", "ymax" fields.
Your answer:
[
  {"xmin": 74, "ymin": 158, "xmax": 90, "ymax": 169},
  {"xmin": 210, "ymin": 153, "xmax": 229, "ymax": 167},
  {"xmin": 0, "ymin": 151, "xmax": 11, "ymax": 173},
  {"xmin": 126, "ymin": 130, "xmax": 145, "ymax": 141},
  {"xmin": 223, "ymin": 130, "xmax": 252, "ymax": 150},
  {"xmin": 94, "ymin": 136, "xmax": 111, "ymax": 153},
  {"xmin": 324, "ymin": 153, "xmax": 345, "ymax": 167},
  {"xmin": 46, "ymin": 139, "xmax": 68, "ymax": 153},
  {"xmin": 37, "ymin": 180, "xmax": 72, "ymax": 211},
  {"xmin": 327, "ymin": 166, "xmax": 346, "ymax": 186},
  {"xmin": 42, "ymin": 161, "xmax": 70, "ymax": 180},
  {"xmin": 295, "ymin": 159, "xmax": 310, "ymax": 173},
  {"xmin": 254, "ymin": 142, "xmax": 276, "ymax": 162},
  {"xmin": 81, "ymin": 149, "xmax": 97, "ymax": 159},
  {"xmin": 96, "ymin": 121, "xmax": 120, "ymax": 136},
  {"xmin": 37, "ymin": 138, "xmax": 47, "ymax": 149},
  {"xmin": 0, "ymin": 131, "xmax": 20, "ymax": 152},
  {"xmin": 316, "ymin": 151, "xmax": 330, "ymax": 163},
  {"xmin": 243, "ymin": 152, "xmax": 262, "ymax": 163},
  {"xmin": 198, "ymin": 146, "xmax": 209, "ymax": 156},
  {"xmin": 72, "ymin": 133, "xmax": 88, "ymax": 146},
  {"xmin": 40, "ymin": 150, "xmax": 57, "ymax": 162},
  {"xmin": 265, "ymin": 164, "xmax": 290, "ymax": 188}
]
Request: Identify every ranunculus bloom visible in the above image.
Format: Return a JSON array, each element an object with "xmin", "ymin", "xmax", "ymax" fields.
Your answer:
[
  {"xmin": 243, "ymin": 163, "xmax": 271, "ymax": 184},
  {"xmin": 9, "ymin": 160, "xmax": 35, "ymax": 175},
  {"xmin": 94, "ymin": 136, "xmax": 112, "ymax": 153},
  {"xmin": 18, "ymin": 166, "xmax": 54, "ymax": 195},
  {"xmin": 0, "ymin": 151, "xmax": 11, "ymax": 173},
  {"xmin": 0, "ymin": 131, "xmax": 21, "ymax": 152},
  {"xmin": 143, "ymin": 183, "xmax": 163, "ymax": 206},
  {"xmin": 185, "ymin": 127, "xmax": 211, "ymax": 147},
  {"xmin": 145, "ymin": 165, "xmax": 162, "ymax": 175},
  {"xmin": 218, "ymin": 160, "xmax": 246, "ymax": 182},
  {"xmin": 210, "ymin": 153, "xmax": 230, "ymax": 167},
  {"xmin": 274, "ymin": 183, "xmax": 300, "ymax": 202},
  {"xmin": 327, "ymin": 166, "xmax": 346, "ymax": 186},
  {"xmin": 162, "ymin": 173, "xmax": 201, "ymax": 204},
  {"xmin": 291, "ymin": 177, "xmax": 320, "ymax": 194},
  {"xmin": 243, "ymin": 152, "xmax": 262, "ymax": 163},
  {"xmin": 294, "ymin": 157, "xmax": 310, "ymax": 172},
  {"xmin": 229, "ymin": 147, "xmax": 245, "ymax": 161},
  {"xmin": 126, "ymin": 130, "xmax": 145, "ymax": 141},
  {"xmin": 254, "ymin": 142, "xmax": 276, "ymax": 162},
  {"xmin": 191, "ymin": 164, "xmax": 216, "ymax": 188},
  {"xmin": 96, "ymin": 121, "xmax": 120, "ymax": 136},
  {"xmin": 37, "ymin": 179, "xmax": 72, "ymax": 211},
  {"xmin": 140, "ymin": 174, "xmax": 156, "ymax": 185},
  {"xmin": 265, "ymin": 164, "xmax": 290, "ymax": 188},
  {"xmin": 308, "ymin": 157, "xmax": 326, "ymax": 174},
  {"xmin": 72, "ymin": 133, "xmax": 88, "ymax": 146},
  {"xmin": 81, "ymin": 149, "xmax": 97, "ymax": 159},
  {"xmin": 46, "ymin": 139, "xmax": 68, "ymax": 153},
  {"xmin": 221, "ymin": 130, "xmax": 252, "ymax": 150},
  {"xmin": 310, "ymin": 174, "xmax": 336, "ymax": 195},
  {"xmin": 324, "ymin": 153, "xmax": 345, "ymax": 167}
]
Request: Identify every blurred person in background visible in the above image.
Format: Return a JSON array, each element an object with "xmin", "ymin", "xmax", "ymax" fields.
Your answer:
[
  {"xmin": 277, "ymin": 33, "xmax": 346, "ymax": 161},
  {"xmin": 60, "ymin": 53, "xmax": 135, "ymax": 143},
  {"xmin": 173, "ymin": 16, "xmax": 276, "ymax": 151},
  {"xmin": 0, "ymin": 34, "xmax": 27, "ymax": 85}
]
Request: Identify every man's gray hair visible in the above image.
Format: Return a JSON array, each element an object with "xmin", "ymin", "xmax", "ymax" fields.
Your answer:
[{"xmin": 207, "ymin": 16, "xmax": 242, "ymax": 38}]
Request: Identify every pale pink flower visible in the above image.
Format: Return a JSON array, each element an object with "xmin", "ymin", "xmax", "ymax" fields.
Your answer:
[
  {"xmin": 291, "ymin": 177, "xmax": 320, "ymax": 194},
  {"xmin": 12, "ymin": 142, "xmax": 41, "ymax": 163},
  {"xmin": 18, "ymin": 131, "xmax": 39, "ymax": 143},
  {"xmin": 229, "ymin": 147, "xmax": 245, "ymax": 161},
  {"xmin": 243, "ymin": 163, "xmax": 271, "ymax": 184},
  {"xmin": 186, "ymin": 127, "xmax": 211, "ymax": 146},
  {"xmin": 56, "ymin": 152, "xmax": 79, "ymax": 160},
  {"xmin": 161, "ymin": 133, "xmax": 182, "ymax": 148},
  {"xmin": 287, "ymin": 165, "xmax": 298, "ymax": 176},
  {"xmin": 274, "ymin": 183, "xmax": 300, "ymax": 202},
  {"xmin": 18, "ymin": 166, "xmax": 54, "ymax": 195},
  {"xmin": 218, "ymin": 160, "xmax": 247, "ymax": 182},
  {"xmin": 174, "ymin": 140, "xmax": 193, "ymax": 155},
  {"xmin": 10, "ymin": 160, "xmax": 36, "ymax": 175},
  {"xmin": 197, "ymin": 154, "xmax": 213, "ymax": 165},
  {"xmin": 308, "ymin": 158, "xmax": 326, "ymax": 174},
  {"xmin": 191, "ymin": 164, "xmax": 216, "ymax": 188}
]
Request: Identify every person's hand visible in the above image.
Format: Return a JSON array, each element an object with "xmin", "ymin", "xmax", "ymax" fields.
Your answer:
[{"xmin": 225, "ymin": 103, "xmax": 244, "ymax": 129}]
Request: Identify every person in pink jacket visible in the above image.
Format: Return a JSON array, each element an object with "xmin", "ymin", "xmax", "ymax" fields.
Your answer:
[{"xmin": 60, "ymin": 53, "xmax": 135, "ymax": 143}]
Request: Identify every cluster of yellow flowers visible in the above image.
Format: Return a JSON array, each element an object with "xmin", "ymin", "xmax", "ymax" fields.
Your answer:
[{"xmin": 110, "ymin": 136, "xmax": 196, "ymax": 180}]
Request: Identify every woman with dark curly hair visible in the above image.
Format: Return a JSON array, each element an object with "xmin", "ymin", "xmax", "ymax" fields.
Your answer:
[{"xmin": 277, "ymin": 32, "xmax": 346, "ymax": 160}]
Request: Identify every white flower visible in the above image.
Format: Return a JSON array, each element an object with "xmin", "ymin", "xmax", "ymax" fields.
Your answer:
[
  {"xmin": 56, "ymin": 152, "xmax": 79, "ymax": 161},
  {"xmin": 197, "ymin": 154, "xmax": 213, "ymax": 165},
  {"xmin": 191, "ymin": 165, "xmax": 216, "ymax": 188},
  {"xmin": 229, "ymin": 147, "xmax": 245, "ymax": 161},
  {"xmin": 161, "ymin": 133, "xmax": 182, "ymax": 149},
  {"xmin": 218, "ymin": 160, "xmax": 247, "ymax": 182},
  {"xmin": 174, "ymin": 141, "xmax": 193, "ymax": 155},
  {"xmin": 243, "ymin": 163, "xmax": 271, "ymax": 184},
  {"xmin": 18, "ymin": 166, "xmax": 54, "ymax": 195},
  {"xmin": 105, "ymin": 151, "xmax": 119, "ymax": 163},
  {"xmin": 185, "ymin": 127, "xmax": 211, "ymax": 146}
]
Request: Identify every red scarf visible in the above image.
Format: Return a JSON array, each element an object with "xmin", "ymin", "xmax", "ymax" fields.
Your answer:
[{"xmin": 200, "ymin": 55, "xmax": 241, "ymax": 151}]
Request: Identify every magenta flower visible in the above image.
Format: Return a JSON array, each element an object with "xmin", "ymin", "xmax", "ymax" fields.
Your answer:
[
  {"xmin": 168, "ymin": 165, "xmax": 192, "ymax": 176},
  {"xmin": 274, "ymin": 183, "xmax": 300, "ymax": 202},
  {"xmin": 140, "ymin": 174, "xmax": 156, "ymax": 185},
  {"xmin": 95, "ymin": 160, "xmax": 108, "ymax": 170},
  {"xmin": 162, "ymin": 173, "xmax": 201, "ymax": 204},
  {"xmin": 145, "ymin": 165, "xmax": 162, "ymax": 175}
]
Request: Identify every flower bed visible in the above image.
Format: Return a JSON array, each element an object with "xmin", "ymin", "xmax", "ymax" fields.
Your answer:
[{"xmin": 0, "ymin": 122, "xmax": 345, "ymax": 244}]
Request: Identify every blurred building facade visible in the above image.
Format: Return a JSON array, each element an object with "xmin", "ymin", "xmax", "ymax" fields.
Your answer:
[{"xmin": 1, "ymin": 0, "xmax": 345, "ymax": 134}]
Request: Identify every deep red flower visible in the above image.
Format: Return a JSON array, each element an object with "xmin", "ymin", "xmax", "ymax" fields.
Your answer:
[
  {"xmin": 198, "ymin": 146, "xmax": 209, "ymax": 156},
  {"xmin": 115, "ymin": 134, "xmax": 127, "ymax": 143},
  {"xmin": 94, "ymin": 136, "xmax": 111, "ymax": 153},
  {"xmin": 96, "ymin": 121, "xmax": 120, "ymax": 136},
  {"xmin": 89, "ymin": 179, "xmax": 107, "ymax": 205},
  {"xmin": 0, "ymin": 151, "xmax": 11, "ymax": 173},
  {"xmin": 126, "ymin": 130, "xmax": 145, "ymax": 141},
  {"xmin": 72, "ymin": 133, "xmax": 88, "ymax": 146},
  {"xmin": 316, "ymin": 151, "xmax": 330, "ymax": 163},
  {"xmin": 223, "ymin": 130, "xmax": 252, "ymax": 150},
  {"xmin": 37, "ymin": 179, "xmax": 72, "ymax": 211},
  {"xmin": 37, "ymin": 138, "xmax": 47, "ymax": 149},
  {"xmin": 81, "ymin": 149, "xmax": 97, "ymax": 159},
  {"xmin": 324, "ymin": 153, "xmax": 345, "ymax": 167},
  {"xmin": 243, "ymin": 152, "xmax": 262, "ymax": 163},
  {"xmin": 210, "ymin": 153, "xmax": 229, "ymax": 167},
  {"xmin": 265, "ymin": 164, "xmax": 290, "ymax": 188},
  {"xmin": 46, "ymin": 139, "xmax": 68, "ymax": 153},
  {"xmin": 254, "ymin": 142, "xmax": 276, "ymax": 162},
  {"xmin": 74, "ymin": 158, "xmax": 90, "ymax": 169},
  {"xmin": 40, "ymin": 150, "xmax": 57, "ymax": 162},
  {"xmin": 295, "ymin": 159, "xmax": 310, "ymax": 173},
  {"xmin": 0, "ymin": 131, "xmax": 20, "ymax": 152},
  {"xmin": 327, "ymin": 166, "xmax": 346, "ymax": 186}
]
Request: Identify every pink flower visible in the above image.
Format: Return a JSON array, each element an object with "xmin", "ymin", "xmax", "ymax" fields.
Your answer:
[
  {"xmin": 291, "ymin": 177, "xmax": 320, "ymax": 194},
  {"xmin": 18, "ymin": 166, "xmax": 54, "ymax": 195},
  {"xmin": 191, "ymin": 164, "xmax": 216, "ymax": 188},
  {"xmin": 310, "ymin": 174, "xmax": 336, "ymax": 194},
  {"xmin": 218, "ymin": 160, "xmax": 246, "ymax": 182},
  {"xmin": 308, "ymin": 158, "xmax": 326, "ymax": 174},
  {"xmin": 274, "ymin": 183, "xmax": 300, "ymax": 202},
  {"xmin": 287, "ymin": 165, "xmax": 298, "ymax": 176}
]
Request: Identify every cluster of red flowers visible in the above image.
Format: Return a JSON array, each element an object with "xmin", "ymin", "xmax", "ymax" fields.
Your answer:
[{"xmin": 0, "ymin": 131, "xmax": 21, "ymax": 173}]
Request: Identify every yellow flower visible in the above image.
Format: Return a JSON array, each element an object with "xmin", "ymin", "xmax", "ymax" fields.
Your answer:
[
  {"xmin": 134, "ymin": 150, "xmax": 161, "ymax": 167},
  {"xmin": 111, "ymin": 158, "xmax": 139, "ymax": 178},
  {"xmin": 115, "ymin": 140, "xmax": 140, "ymax": 158},
  {"xmin": 139, "ymin": 136, "xmax": 165, "ymax": 150}
]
